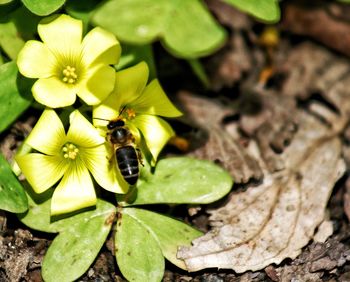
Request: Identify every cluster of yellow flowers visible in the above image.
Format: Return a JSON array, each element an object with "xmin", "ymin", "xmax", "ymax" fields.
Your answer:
[{"xmin": 16, "ymin": 15, "xmax": 181, "ymax": 215}]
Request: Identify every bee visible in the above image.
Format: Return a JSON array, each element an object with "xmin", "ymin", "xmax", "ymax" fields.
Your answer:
[{"xmin": 95, "ymin": 108, "xmax": 142, "ymax": 185}]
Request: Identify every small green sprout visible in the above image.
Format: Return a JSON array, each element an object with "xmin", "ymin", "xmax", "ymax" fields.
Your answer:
[
  {"xmin": 17, "ymin": 14, "xmax": 121, "ymax": 108},
  {"xmin": 16, "ymin": 109, "xmax": 124, "ymax": 215},
  {"xmin": 93, "ymin": 61, "xmax": 182, "ymax": 163}
]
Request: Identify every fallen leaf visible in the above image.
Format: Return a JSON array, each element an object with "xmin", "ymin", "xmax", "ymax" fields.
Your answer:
[
  {"xmin": 313, "ymin": 220, "xmax": 333, "ymax": 243},
  {"xmin": 239, "ymin": 92, "xmax": 298, "ymax": 172},
  {"xmin": 177, "ymin": 110, "xmax": 345, "ymax": 272},
  {"xmin": 178, "ymin": 91, "xmax": 263, "ymax": 184}
]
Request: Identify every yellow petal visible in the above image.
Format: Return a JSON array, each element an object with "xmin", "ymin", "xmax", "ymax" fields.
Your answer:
[
  {"xmin": 26, "ymin": 109, "xmax": 66, "ymax": 155},
  {"xmin": 78, "ymin": 65, "xmax": 116, "ymax": 105},
  {"xmin": 16, "ymin": 153, "xmax": 68, "ymax": 194},
  {"xmin": 51, "ymin": 162, "xmax": 96, "ymax": 215},
  {"xmin": 81, "ymin": 27, "xmax": 121, "ymax": 67},
  {"xmin": 32, "ymin": 77, "xmax": 77, "ymax": 108},
  {"xmin": 93, "ymin": 101, "xmax": 119, "ymax": 128},
  {"xmin": 67, "ymin": 110, "xmax": 105, "ymax": 147},
  {"xmin": 133, "ymin": 115, "xmax": 174, "ymax": 161},
  {"xmin": 92, "ymin": 62, "xmax": 149, "ymax": 127},
  {"xmin": 81, "ymin": 145, "xmax": 129, "ymax": 194},
  {"xmin": 38, "ymin": 14, "xmax": 82, "ymax": 56},
  {"xmin": 114, "ymin": 61, "xmax": 149, "ymax": 106},
  {"xmin": 131, "ymin": 79, "xmax": 182, "ymax": 117},
  {"xmin": 17, "ymin": 40, "xmax": 56, "ymax": 78}
]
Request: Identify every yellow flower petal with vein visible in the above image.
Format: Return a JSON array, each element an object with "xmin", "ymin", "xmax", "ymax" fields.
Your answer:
[
  {"xmin": 92, "ymin": 62, "xmax": 149, "ymax": 127},
  {"xmin": 17, "ymin": 41, "xmax": 55, "ymax": 78},
  {"xmin": 133, "ymin": 115, "xmax": 175, "ymax": 161},
  {"xmin": 16, "ymin": 154, "xmax": 68, "ymax": 193},
  {"xmin": 51, "ymin": 162, "xmax": 96, "ymax": 215},
  {"xmin": 113, "ymin": 61, "xmax": 149, "ymax": 108},
  {"xmin": 80, "ymin": 65, "xmax": 116, "ymax": 105},
  {"xmin": 82, "ymin": 27, "xmax": 121, "ymax": 66},
  {"xmin": 38, "ymin": 14, "xmax": 82, "ymax": 54},
  {"xmin": 32, "ymin": 77, "xmax": 77, "ymax": 108},
  {"xmin": 26, "ymin": 109, "xmax": 66, "ymax": 155},
  {"xmin": 67, "ymin": 110, "xmax": 105, "ymax": 147},
  {"xmin": 131, "ymin": 79, "xmax": 182, "ymax": 117},
  {"xmin": 81, "ymin": 145, "xmax": 128, "ymax": 193}
]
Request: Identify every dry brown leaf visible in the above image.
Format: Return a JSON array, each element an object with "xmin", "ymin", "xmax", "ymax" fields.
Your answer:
[
  {"xmin": 177, "ymin": 111, "xmax": 346, "ymax": 272},
  {"xmin": 282, "ymin": 3, "xmax": 350, "ymax": 58},
  {"xmin": 177, "ymin": 91, "xmax": 263, "ymax": 184},
  {"xmin": 239, "ymin": 92, "xmax": 298, "ymax": 172}
]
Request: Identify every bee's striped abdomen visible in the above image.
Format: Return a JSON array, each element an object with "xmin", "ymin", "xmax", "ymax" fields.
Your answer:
[{"xmin": 116, "ymin": 145, "xmax": 139, "ymax": 185}]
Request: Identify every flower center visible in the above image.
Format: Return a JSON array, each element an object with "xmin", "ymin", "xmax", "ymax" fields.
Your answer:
[
  {"xmin": 62, "ymin": 143, "xmax": 79, "ymax": 160},
  {"xmin": 62, "ymin": 66, "xmax": 78, "ymax": 84}
]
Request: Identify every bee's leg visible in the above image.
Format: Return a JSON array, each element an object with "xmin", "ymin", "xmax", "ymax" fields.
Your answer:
[{"xmin": 136, "ymin": 148, "xmax": 144, "ymax": 166}]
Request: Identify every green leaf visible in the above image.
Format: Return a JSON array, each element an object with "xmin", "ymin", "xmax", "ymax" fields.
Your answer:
[
  {"xmin": 0, "ymin": 62, "xmax": 33, "ymax": 133},
  {"xmin": 91, "ymin": 0, "xmax": 227, "ymax": 58},
  {"xmin": 0, "ymin": 154, "xmax": 27, "ymax": 213},
  {"xmin": 124, "ymin": 208, "xmax": 202, "ymax": 269},
  {"xmin": 116, "ymin": 211, "xmax": 164, "ymax": 282},
  {"xmin": 0, "ymin": 1, "xmax": 18, "ymax": 18},
  {"xmin": 42, "ymin": 200, "xmax": 116, "ymax": 282},
  {"xmin": 0, "ymin": 0, "xmax": 14, "ymax": 5},
  {"xmin": 127, "ymin": 157, "xmax": 232, "ymax": 205},
  {"xmin": 65, "ymin": 0, "xmax": 100, "ymax": 32},
  {"xmin": 223, "ymin": 0, "xmax": 280, "ymax": 23},
  {"xmin": 0, "ymin": 17, "xmax": 25, "ymax": 60},
  {"xmin": 0, "ymin": 6, "xmax": 40, "ymax": 60},
  {"xmin": 118, "ymin": 44, "xmax": 157, "ymax": 80},
  {"xmin": 21, "ymin": 0, "xmax": 66, "ymax": 16}
]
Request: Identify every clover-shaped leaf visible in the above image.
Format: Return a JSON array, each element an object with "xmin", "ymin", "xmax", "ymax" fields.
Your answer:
[
  {"xmin": 19, "ymin": 193, "xmax": 116, "ymax": 281},
  {"xmin": 117, "ymin": 208, "xmax": 202, "ymax": 282},
  {"xmin": 223, "ymin": 0, "xmax": 280, "ymax": 23},
  {"xmin": 123, "ymin": 208, "xmax": 203, "ymax": 269},
  {"xmin": 125, "ymin": 157, "xmax": 232, "ymax": 205},
  {"xmin": 116, "ymin": 211, "xmax": 164, "ymax": 282},
  {"xmin": 91, "ymin": 0, "xmax": 227, "ymax": 58},
  {"xmin": 0, "ymin": 62, "xmax": 33, "ymax": 133},
  {"xmin": 21, "ymin": 0, "xmax": 66, "ymax": 16},
  {"xmin": 0, "ymin": 154, "xmax": 27, "ymax": 213}
]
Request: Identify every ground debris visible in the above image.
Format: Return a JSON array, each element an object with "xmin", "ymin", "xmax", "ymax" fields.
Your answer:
[
  {"xmin": 282, "ymin": 2, "xmax": 350, "ymax": 58},
  {"xmin": 204, "ymin": 0, "xmax": 257, "ymax": 91},
  {"xmin": 0, "ymin": 225, "xmax": 47, "ymax": 282},
  {"xmin": 271, "ymin": 237, "xmax": 350, "ymax": 282},
  {"xmin": 177, "ymin": 91, "xmax": 263, "ymax": 184}
]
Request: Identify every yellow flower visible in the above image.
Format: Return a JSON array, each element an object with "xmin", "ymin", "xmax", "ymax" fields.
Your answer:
[
  {"xmin": 93, "ymin": 62, "xmax": 182, "ymax": 164},
  {"xmin": 17, "ymin": 14, "xmax": 121, "ymax": 108},
  {"xmin": 16, "ymin": 109, "xmax": 125, "ymax": 215}
]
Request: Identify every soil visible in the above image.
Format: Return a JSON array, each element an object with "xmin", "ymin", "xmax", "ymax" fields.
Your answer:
[{"xmin": 2, "ymin": 0, "xmax": 350, "ymax": 281}]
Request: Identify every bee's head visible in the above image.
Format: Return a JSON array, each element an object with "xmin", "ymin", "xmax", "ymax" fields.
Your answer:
[{"xmin": 107, "ymin": 119, "xmax": 125, "ymax": 130}]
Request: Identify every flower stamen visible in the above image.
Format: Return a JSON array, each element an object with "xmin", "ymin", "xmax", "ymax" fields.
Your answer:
[
  {"xmin": 62, "ymin": 143, "xmax": 79, "ymax": 160},
  {"xmin": 62, "ymin": 66, "xmax": 78, "ymax": 84},
  {"xmin": 126, "ymin": 108, "xmax": 136, "ymax": 120}
]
